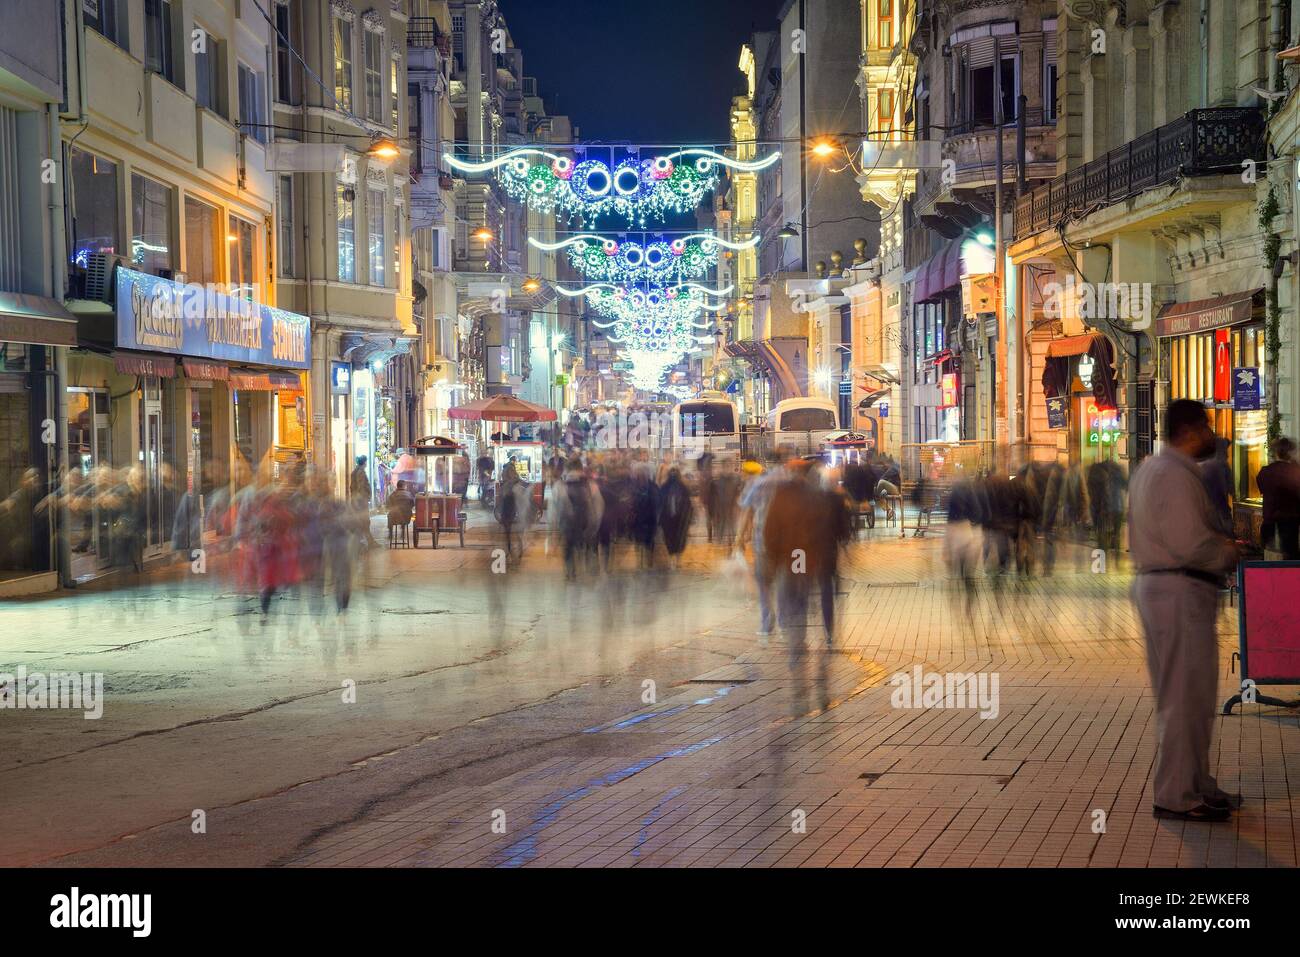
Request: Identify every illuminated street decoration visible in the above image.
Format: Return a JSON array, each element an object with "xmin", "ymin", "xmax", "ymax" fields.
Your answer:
[
  {"xmin": 618, "ymin": 347, "xmax": 690, "ymax": 391},
  {"xmin": 445, "ymin": 147, "xmax": 779, "ymax": 225},
  {"xmin": 531, "ymin": 232, "xmax": 758, "ymax": 283}
]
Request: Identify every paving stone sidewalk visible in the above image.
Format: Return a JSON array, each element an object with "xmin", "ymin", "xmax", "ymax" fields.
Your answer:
[{"xmin": 288, "ymin": 537, "xmax": 1299, "ymax": 868}]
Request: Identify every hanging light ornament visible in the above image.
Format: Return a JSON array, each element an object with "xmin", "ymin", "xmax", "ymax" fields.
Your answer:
[
  {"xmin": 444, "ymin": 148, "xmax": 780, "ymax": 226},
  {"xmin": 529, "ymin": 232, "xmax": 759, "ymax": 284}
]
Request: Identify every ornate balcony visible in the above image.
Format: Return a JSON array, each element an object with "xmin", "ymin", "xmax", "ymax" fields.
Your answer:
[{"xmin": 1013, "ymin": 107, "xmax": 1265, "ymax": 240}]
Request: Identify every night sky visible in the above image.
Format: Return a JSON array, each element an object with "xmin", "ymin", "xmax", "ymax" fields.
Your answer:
[{"xmin": 498, "ymin": 0, "xmax": 789, "ymax": 146}]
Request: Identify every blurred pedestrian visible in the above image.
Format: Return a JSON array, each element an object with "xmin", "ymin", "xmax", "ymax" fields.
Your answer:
[
  {"xmin": 1129, "ymin": 399, "xmax": 1239, "ymax": 822},
  {"xmin": 658, "ymin": 467, "xmax": 693, "ymax": 565},
  {"xmin": 737, "ymin": 456, "xmax": 786, "ymax": 642},
  {"xmin": 350, "ymin": 455, "xmax": 378, "ymax": 548},
  {"xmin": 1257, "ymin": 437, "xmax": 1300, "ymax": 559}
]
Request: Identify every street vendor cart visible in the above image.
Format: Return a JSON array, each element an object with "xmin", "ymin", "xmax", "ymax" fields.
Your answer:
[{"xmin": 410, "ymin": 436, "xmax": 468, "ymax": 548}]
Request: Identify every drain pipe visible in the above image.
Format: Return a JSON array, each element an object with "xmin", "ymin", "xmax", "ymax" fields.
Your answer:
[
  {"xmin": 1200, "ymin": 0, "xmax": 1209, "ymax": 106},
  {"xmin": 49, "ymin": 101, "xmax": 72, "ymax": 587}
]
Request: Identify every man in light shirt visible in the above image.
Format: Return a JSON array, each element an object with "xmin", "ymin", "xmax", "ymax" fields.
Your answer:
[{"xmin": 1129, "ymin": 399, "xmax": 1239, "ymax": 822}]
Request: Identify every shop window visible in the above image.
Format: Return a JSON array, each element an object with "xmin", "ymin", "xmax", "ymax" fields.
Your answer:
[
  {"xmin": 238, "ymin": 61, "xmax": 269, "ymax": 145},
  {"xmin": 337, "ymin": 183, "xmax": 356, "ymax": 282},
  {"xmin": 228, "ymin": 215, "xmax": 257, "ymax": 300},
  {"xmin": 195, "ymin": 31, "xmax": 227, "ymax": 118},
  {"xmin": 333, "ymin": 15, "xmax": 354, "ymax": 114},
  {"xmin": 183, "ymin": 196, "xmax": 220, "ymax": 285},
  {"xmin": 364, "ymin": 30, "xmax": 383, "ymax": 122},
  {"xmin": 144, "ymin": 0, "xmax": 179, "ymax": 87},
  {"xmin": 87, "ymin": 0, "xmax": 129, "ymax": 52},
  {"xmin": 130, "ymin": 174, "xmax": 174, "ymax": 276},
  {"xmin": 68, "ymin": 148, "xmax": 119, "ymax": 268},
  {"xmin": 278, "ymin": 175, "xmax": 294, "ymax": 278}
]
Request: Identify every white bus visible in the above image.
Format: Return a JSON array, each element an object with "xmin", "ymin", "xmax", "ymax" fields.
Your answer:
[
  {"xmin": 672, "ymin": 391, "xmax": 741, "ymax": 461},
  {"xmin": 766, "ymin": 397, "xmax": 839, "ymax": 455}
]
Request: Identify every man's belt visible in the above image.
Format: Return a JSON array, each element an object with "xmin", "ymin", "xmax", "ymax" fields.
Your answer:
[{"xmin": 1143, "ymin": 567, "xmax": 1225, "ymax": 588}]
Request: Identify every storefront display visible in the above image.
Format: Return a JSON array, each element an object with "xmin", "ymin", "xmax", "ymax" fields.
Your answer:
[{"xmin": 1158, "ymin": 291, "xmax": 1266, "ymax": 510}]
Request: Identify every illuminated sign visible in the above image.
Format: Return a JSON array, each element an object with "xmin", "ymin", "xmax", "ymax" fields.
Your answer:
[
  {"xmin": 1086, "ymin": 402, "xmax": 1121, "ymax": 446},
  {"xmin": 115, "ymin": 268, "xmax": 310, "ymax": 369},
  {"xmin": 939, "ymin": 372, "xmax": 959, "ymax": 409}
]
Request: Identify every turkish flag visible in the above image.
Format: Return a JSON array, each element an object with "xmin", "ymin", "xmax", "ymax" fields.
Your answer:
[{"xmin": 1214, "ymin": 328, "xmax": 1232, "ymax": 403}]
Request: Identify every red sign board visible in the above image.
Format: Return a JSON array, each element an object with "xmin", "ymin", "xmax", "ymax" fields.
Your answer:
[{"xmin": 939, "ymin": 372, "xmax": 959, "ymax": 409}]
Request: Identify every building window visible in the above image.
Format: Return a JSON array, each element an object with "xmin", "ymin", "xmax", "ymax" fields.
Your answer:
[
  {"xmin": 228, "ymin": 216, "xmax": 257, "ymax": 300},
  {"xmin": 130, "ymin": 174, "xmax": 174, "ymax": 276},
  {"xmin": 364, "ymin": 30, "xmax": 383, "ymax": 122},
  {"xmin": 337, "ymin": 183, "xmax": 356, "ymax": 282},
  {"xmin": 368, "ymin": 188, "xmax": 386, "ymax": 286},
  {"xmin": 183, "ymin": 197, "xmax": 220, "ymax": 285},
  {"xmin": 408, "ymin": 84, "xmax": 422, "ymax": 173},
  {"xmin": 195, "ymin": 31, "xmax": 226, "ymax": 117},
  {"xmin": 87, "ymin": 0, "xmax": 128, "ymax": 51},
  {"xmin": 878, "ymin": 88, "xmax": 895, "ymax": 136},
  {"xmin": 877, "ymin": 0, "xmax": 893, "ymax": 49},
  {"xmin": 144, "ymin": 0, "xmax": 178, "ymax": 86},
  {"xmin": 238, "ymin": 62, "xmax": 268, "ymax": 144},
  {"xmin": 68, "ymin": 148, "xmax": 119, "ymax": 268},
  {"xmin": 390, "ymin": 57, "xmax": 401, "ymax": 131},
  {"xmin": 278, "ymin": 175, "xmax": 294, "ymax": 278},
  {"xmin": 333, "ymin": 16, "xmax": 354, "ymax": 114},
  {"xmin": 274, "ymin": 1, "xmax": 301, "ymax": 105},
  {"xmin": 1043, "ymin": 22, "xmax": 1058, "ymax": 123}
]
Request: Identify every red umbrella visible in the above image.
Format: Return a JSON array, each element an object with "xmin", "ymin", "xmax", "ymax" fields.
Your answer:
[{"xmin": 447, "ymin": 395, "xmax": 558, "ymax": 423}]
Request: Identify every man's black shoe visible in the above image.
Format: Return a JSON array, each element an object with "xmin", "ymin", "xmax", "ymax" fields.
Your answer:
[
  {"xmin": 1203, "ymin": 793, "xmax": 1242, "ymax": 811},
  {"xmin": 1152, "ymin": 803, "xmax": 1232, "ymax": 822}
]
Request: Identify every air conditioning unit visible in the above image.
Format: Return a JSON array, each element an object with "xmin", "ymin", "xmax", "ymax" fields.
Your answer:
[{"xmin": 85, "ymin": 253, "xmax": 128, "ymax": 304}]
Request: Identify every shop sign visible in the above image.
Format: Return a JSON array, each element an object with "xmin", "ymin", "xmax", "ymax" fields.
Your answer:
[
  {"xmin": 1046, "ymin": 396, "xmax": 1067, "ymax": 429},
  {"xmin": 939, "ymin": 372, "xmax": 959, "ymax": 409},
  {"xmin": 878, "ymin": 401, "xmax": 889, "ymax": 418},
  {"xmin": 115, "ymin": 267, "xmax": 311, "ymax": 370},
  {"xmin": 1086, "ymin": 402, "xmax": 1121, "ymax": 446},
  {"xmin": 555, "ymin": 373, "xmax": 569, "ymax": 386},
  {"xmin": 1233, "ymin": 367, "xmax": 1262, "ymax": 411},
  {"xmin": 331, "ymin": 361, "xmax": 352, "ymax": 394}
]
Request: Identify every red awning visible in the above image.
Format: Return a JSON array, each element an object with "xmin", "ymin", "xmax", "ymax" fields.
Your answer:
[
  {"xmin": 913, "ymin": 239, "xmax": 964, "ymax": 302},
  {"xmin": 183, "ymin": 360, "xmax": 229, "ymax": 380},
  {"xmin": 229, "ymin": 371, "xmax": 302, "ymax": 391},
  {"xmin": 1046, "ymin": 334, "xmax": 1102, "ymax": 358},
  {"xmin": 115, "ymin": 353, "xmax": 176, "ymax": 377},
  {"xmin": 447, "ymin": 395, "xmax": 558, "ymax": 423}
]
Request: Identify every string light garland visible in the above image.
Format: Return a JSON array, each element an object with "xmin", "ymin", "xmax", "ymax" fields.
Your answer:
[
  {"xmin": 530, "ymin": 233, "xmax": 758, "ymax": 284},
  {"xmin": 444, "ymin": 147, "xmax": 780, "ymax": 225}
]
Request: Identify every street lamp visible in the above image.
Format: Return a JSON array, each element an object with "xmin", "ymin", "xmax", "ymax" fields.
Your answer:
[
  {"xmin": 522, "ymin": 277, "xmax": 541, "ymax": 293},
  {"xmin": 778, "ymin": 223, "xmax": 800, "ymax": 239},
  {"xmin": 810, "ymin": 138, "xmax": 839, "ymax": 159},
  {"xmin": 367, "ymin": 136, "xmax": 401, "ymax": 160},
  {"xmin": 473, "ymin": 227, "xmax": 494, "ymax": 242}
]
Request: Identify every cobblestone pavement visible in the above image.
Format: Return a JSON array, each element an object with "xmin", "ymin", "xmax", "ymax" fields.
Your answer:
[{"xmin": 8, "ymin": 520, "xmax": 1295, "ymax": 868}]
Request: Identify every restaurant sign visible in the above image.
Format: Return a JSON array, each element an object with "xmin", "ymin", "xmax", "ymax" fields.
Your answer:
[{"xmin": 115, "ymin": 268, "xmax": 310, "ymax": 369}]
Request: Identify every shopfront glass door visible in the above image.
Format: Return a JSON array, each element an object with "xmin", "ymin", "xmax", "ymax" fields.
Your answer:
[{"xmin": 67, "ymin": 388, "xmax": 111, "ymax": 567}]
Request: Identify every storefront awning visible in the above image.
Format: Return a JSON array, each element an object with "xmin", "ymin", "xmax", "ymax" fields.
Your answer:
[
  {"xmin": 1155, "ymin": 290, "xmax": 1263, "ymax": 338},
  {"xmin": 229, "ymin": 371, "xmax": 302, "ymax": 391},
  {"xmin": 183, "ymin": 360, "xmax": 228, "ymax": 380},
  {"xmin": 115, "ymin": 352, "xmax": 176, "ymax": 377},
  {"xmin": 913, "ymin": 239, "xmax": 963, "ymax": 303},
  {"xmin": 1047, "ymin": 334, "xmax": 1101, "ymax": 358},
  {"xmin": 0, "ymin": 292, "xmax": 79, "ymax": 347}
]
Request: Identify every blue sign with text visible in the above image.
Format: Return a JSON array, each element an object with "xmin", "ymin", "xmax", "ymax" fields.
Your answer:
[
  {"xmin": 1233, "ymin": 367, "xmax": 1262, "ymax": 411},
  {"xmin": 115, "ymin": 268, "xmax": 311, "ymax": 369},
  {"xmin": 1046, "ymin": 396, "xmax": 1068, "ymax": 429}
]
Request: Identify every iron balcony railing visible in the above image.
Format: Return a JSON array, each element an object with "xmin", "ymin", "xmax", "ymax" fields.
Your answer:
[
  {"xmin": 409, "ymin": 17, "xmax": 450, "ymax": 52},
  {"xmin": 1013, "ymin": 107, "xmax": 1265, "ymax": 240}
]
